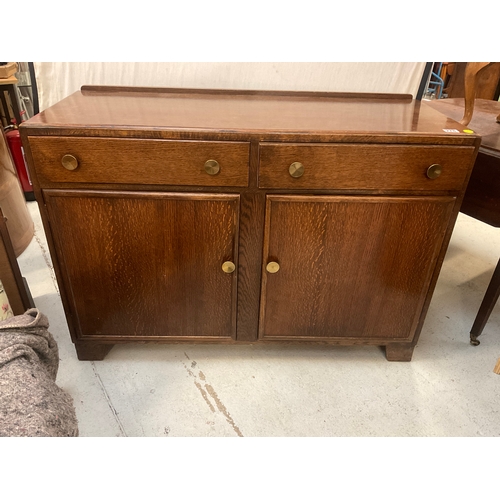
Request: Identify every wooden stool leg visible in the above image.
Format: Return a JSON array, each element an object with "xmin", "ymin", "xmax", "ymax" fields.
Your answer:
[{"xmin": 470, "ymin": 258, "xmax": 500, "ymax": 346}]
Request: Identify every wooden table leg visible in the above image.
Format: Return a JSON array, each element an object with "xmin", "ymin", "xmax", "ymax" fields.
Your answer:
[{"xmin": 470, "ymin": 258, "xmax": 500, "ymax": 345}]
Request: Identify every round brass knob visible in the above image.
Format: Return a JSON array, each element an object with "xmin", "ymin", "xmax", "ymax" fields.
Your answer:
[
  {"xmin": 289, "ymin": 162, "xmax": 304, "ymax": 178},
  {"xmin": 266, "ymin": 262, "xmax": 280, "ymax": 274},
  {"xmin": 427, "ymin": 164, "xmax": 442, "ymax": 179},
  {"xmin": 222, "ymin": 261, "xmax": 235, "ymax": 274},
  {"xmin": 205, "ymin": 160, "xmax": 220, "ymax": 176},
  {"xmin": 61, "ymin": 154, "xmax": 79, "ymax": 171}
]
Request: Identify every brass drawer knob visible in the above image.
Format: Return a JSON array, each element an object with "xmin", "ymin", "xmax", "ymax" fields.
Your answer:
[
  {"xmin": 61, "ymin": 154, "xmax": 79, "ymax": 171},
  {"xmin": 205, "ymin": 159, "xmax": 220, "ymax": 175},
  {"xmin": 222, "ymin": 261, "xmax": 235, "ymax": 273},
  {"xmin": 266, "ymin": 262, "xmax": 280, "ymax": 274},
  {"xmin": 427, "ymin": 164, "xmax": 442, "ymax": 179},
  {"xmin": 289, "ymin": 162, "xmax": 304, "ymax": 178}
]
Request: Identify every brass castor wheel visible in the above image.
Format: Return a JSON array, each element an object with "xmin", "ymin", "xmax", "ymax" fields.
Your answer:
[{"xmin": 470, "ymin": 336, "xmax": 480, "ymax": 346}]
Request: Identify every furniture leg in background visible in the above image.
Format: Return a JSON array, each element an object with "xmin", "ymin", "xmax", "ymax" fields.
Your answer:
[
  {"xmin": 426, "ymin": 96, "xmax": 500, "ymax": 346},
  {"xmin": 460, "ymin": 62, "xmax": 500, "ymax": 126},
  {"xmin": 470, "ymin": 259, "xmax": 500, "ymax": 346}
]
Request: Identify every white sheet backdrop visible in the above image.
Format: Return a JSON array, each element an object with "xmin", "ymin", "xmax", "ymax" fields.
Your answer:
[{"xmin": 33, "ymin": 62, "xmax": 426, "ymax": 112}]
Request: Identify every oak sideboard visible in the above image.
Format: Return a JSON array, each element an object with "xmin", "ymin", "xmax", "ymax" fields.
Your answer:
[{"xmin": 20, "ymin": 86, "xmax": 480, "ymax": 361}]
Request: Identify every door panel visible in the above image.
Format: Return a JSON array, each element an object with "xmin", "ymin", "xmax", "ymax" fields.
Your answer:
[
  {"xmin": 45, "ymin": 190, "xmax": 239, "ymax": 339},
  {"xmin": 260, "ymin": 195, "xmax": 455, "ymax": 340}
]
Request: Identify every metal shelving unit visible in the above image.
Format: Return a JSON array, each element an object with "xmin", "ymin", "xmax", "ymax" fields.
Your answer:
[{"xmin": 0, "ymin": 62, "xmax": 39, "ymax": 127}]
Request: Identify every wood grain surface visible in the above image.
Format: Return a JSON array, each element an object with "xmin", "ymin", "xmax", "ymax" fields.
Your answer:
[
  {"xmin": 426, "ymin": 98, "xmax": 500, "ymax": 154},
  {"xmin": 460, "ymin": 152, "xmax": 500, "ymax": 227},
  {"xmin": 259, "ymin": 143, "xmax": 475, "ymax": 191},
  {"xmin": 259, "ymin": 195, "xmax": 455, "ymax": 340},
  {"xmin": 80, "ymin": 85, "xmax": 414, "ymax": 100},
  {"xmin": 21, "ymin": 87, "xmax": 477, "ymax": 145},
  {"xmin": 19, "ymin": 87, "xmax": 481, "ymax": 360},
  {"xmin": 44, "ymin": 190, "xmax": 240, "ymax": 340},
  {"xmin": 426, "ymin": 98, "xmax": 500, "ymax": 226},
  {"xmin": 29, "ymin": 137, "xmax": 249, "ymax": 187}
]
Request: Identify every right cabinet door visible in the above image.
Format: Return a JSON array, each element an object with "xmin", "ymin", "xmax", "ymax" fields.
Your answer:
[{"xmin": 259, "ymin": 195, "xmax": 456, "ymax": 341}]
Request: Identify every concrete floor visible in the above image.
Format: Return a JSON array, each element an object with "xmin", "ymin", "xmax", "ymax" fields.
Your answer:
[{"xmin": 16, "ymin": 201, "xmax": 500, "ymax": 437}]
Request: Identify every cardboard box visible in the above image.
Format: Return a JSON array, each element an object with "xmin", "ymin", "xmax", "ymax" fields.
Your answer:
[{"xmin": 0, "ymin": 62, "xmax": 18, "ymax": 79}]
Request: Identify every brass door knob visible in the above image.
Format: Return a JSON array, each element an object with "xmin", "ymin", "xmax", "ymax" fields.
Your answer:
[
  {"xmin": 205, "ymin": 160, "xmax": 220, "ymax": 175},
  {"xmin": 222, "ymin": 261, "xmax": 236, "ymax": 273},
  {"xmin": 61, "ymin": 154, "xmax": 79, "ymax": 171},
  {"xmin": 289, "ymin": 162, "xmax": 304, "ymax": 178},
  {"xmin": 266, "ymin": 262, "xmax": 280, "ymax": 273},
  {"xmin": 426, "ymin": 164, "xmax": 442, "ymax": 179}
]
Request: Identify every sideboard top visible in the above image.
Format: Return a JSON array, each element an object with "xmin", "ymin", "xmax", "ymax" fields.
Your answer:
[{"xmin": 21, "ymin": 86, "xmax": 478, "ymax": 145}]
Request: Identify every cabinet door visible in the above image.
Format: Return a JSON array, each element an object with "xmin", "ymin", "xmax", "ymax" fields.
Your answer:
[
  {"xmin": 259, "ymin": 195, "xmax": 455, "ymax": 341},
  {"xmin": 45, "ymin": 190, "xmax": 239, "ymax": 340}
]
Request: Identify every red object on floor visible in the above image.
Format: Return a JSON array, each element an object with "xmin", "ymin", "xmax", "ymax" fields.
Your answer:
[{"xmin": 5, "ymin": 128, "xmax": 34, "ymax": 201}]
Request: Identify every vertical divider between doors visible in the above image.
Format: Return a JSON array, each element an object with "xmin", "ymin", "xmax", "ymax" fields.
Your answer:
[{"xmin": 235, "ymin": 140, "xmax": 265, "ymax": 341}]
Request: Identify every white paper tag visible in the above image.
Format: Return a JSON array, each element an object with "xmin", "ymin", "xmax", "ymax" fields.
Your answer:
[{"xmin": 443, "ymin": 129, "xmax": 460, "ymax": 133}]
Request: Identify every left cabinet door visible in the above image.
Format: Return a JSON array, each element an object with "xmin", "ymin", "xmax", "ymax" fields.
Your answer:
[{"xmin": 44, "ymin": 190, "xmax": 240, "ymax": 341}]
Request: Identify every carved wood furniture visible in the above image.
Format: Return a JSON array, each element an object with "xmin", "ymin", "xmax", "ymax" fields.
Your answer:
[
  {"xmin": 445, "ymin": 63, "xmax": 500, "ymax": 104},
  {"xmin": 459, "ymin": 62, "xmax": 500, "ymax": 126},
  {"xmin": 20, "ymin": 86, "xmax": 480, "ymax": 361}
]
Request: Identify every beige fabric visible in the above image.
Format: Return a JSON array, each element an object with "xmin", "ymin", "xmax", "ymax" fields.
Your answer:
[
  {"xmin": 34, "ymin": 62, "xmax": 426, "ymax": 111},
  {"xmin": 0, "ymin": 309, "xmax": 78, "ymax": 437}
]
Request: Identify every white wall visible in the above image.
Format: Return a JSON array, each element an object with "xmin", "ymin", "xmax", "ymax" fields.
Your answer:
[{"xmin": 34, "ymin": 62, "xmax": 426, "ymax": 111}]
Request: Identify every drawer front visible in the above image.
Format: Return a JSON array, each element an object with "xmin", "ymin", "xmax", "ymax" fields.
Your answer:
[
  {"xmin": 259, "ymin": 143, "xmax": 475, "ymax": 191},
  {"xmin": 29, "ymin": 137, "xmax": 249, "ymax": 187}
]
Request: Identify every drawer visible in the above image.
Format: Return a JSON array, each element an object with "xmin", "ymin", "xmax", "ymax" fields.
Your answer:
[
  {"xmin": 28, "ymin": 137, "xmax": 249, "ymax": 187},
  {"xmin": 259, "ymin": 143, "xmax": 476, "ymax": 191}
]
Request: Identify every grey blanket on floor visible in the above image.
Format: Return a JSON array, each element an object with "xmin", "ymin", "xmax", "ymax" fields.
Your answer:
[{"xmin": 0, "ymin": 309, "xmax": 78, "ymax": 437}]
